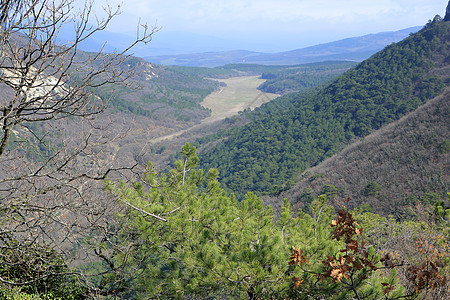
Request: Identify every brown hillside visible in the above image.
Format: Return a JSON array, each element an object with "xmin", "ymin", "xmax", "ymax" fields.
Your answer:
[{"xmin": 265, "ymin": 86, "xmax": 449, "ymax": 218}]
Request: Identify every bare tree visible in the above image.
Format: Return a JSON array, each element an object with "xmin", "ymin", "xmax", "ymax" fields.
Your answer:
[{"xmin": 0, "ymin": 0, "xmax": 158, "ymax": 296}]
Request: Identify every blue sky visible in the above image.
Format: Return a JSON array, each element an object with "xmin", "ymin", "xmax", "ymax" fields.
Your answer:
[{"xmin": 89, "ymin": 0, "xmax": 448, "ymax": 53}]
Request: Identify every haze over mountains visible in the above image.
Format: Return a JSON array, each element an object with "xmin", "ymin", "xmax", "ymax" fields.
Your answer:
[
  {"xmin": 144, "ymin": 27, "xmax": 422, "ymax": 67},
  {"xmin": 66, "ymin": 25, "xmax": 422, "ymax": 67}
]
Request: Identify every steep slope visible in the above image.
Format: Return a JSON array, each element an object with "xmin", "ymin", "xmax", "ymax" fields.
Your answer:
[
  {"xmin": 264, "ymin": 86, "xmax": 449, "ymax": 218},
  {"xmin": 198, "ymin": 18, "xmax": 450, "ymax": 199}
]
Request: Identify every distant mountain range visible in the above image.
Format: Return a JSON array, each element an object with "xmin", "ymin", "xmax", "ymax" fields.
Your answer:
[
  {"xmin": 59, "ymin": 25, "xmax": 422, "ymax": 68},
  {"xmin": 144, "ymin": 26, "xmax": 422, "ymax": 67},
  {"xmin": 58, "ymin": 27, "xmax": 249, "ymax": 57}
]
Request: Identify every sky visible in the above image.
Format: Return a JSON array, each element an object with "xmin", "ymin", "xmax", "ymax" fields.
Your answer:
[{"xmin": 88, "ymin": 0, "xmax": 448, "ymax": 53}]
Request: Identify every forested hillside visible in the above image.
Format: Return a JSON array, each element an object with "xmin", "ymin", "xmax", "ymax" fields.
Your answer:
[
  {"xmin": 1, "ymin": 1, "xmax": 448, "ymax": 298},
  {"xmin": 167, "ymin": 61, "xmax": 357, "ymax": 96},
  {"xmin": 199, "ymin": 18, "xmax": 450, "ymax": 200},
  {"xmin": 95, "ymin": 57, "xmax": 220, "ymax": 122},
  {"xmin": 97, "ymin": 144, "xmax": 449, "ymax": 299},
  {"xmin": 265, "ymin": 86, "xmax": 449, "ymax": 218},
  {"xmin": 257, "ymin": 61, "xmax": 357, "ymax": 95},
  {"xmin": 208, "ymin": 61, "xmax": 357, "ymax": 95},
  {"xmin": 110, "ymin": 61, "xmax": 355, "ymax": 169}
]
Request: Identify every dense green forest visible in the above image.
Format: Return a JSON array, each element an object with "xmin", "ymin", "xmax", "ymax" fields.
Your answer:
[
  {"xmin": 5, "ymin": 144, "xmax": 446, "ymax": 298},
  {"xmin": 258, "ymin": 61, "xmax": 357, "ymax": 94},
  {"xmin": 265, "ymin": 86, "xmax": 449, "ymax": 218},
  {"xmin": 95, "ymin": 145, "xmax": 447, "ymax": 299},
  {"xmin": 198, "ymin": 19, "xmax": 449, "ymax": 199}
]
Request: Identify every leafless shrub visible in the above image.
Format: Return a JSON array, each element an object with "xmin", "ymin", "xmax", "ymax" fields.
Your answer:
[{"xmin": 0, "ymin": 0, "xmax": 158, "ymax": 294}]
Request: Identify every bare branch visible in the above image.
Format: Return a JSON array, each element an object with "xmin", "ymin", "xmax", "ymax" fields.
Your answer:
[{"xmin": 0, "ymin": 0, "xmax": 159, "ymax": 295}]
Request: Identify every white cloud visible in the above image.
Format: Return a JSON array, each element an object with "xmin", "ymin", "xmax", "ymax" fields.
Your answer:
[{"xmin": 84, "ymin": 0, "xmax": 447, "ymax": 50}]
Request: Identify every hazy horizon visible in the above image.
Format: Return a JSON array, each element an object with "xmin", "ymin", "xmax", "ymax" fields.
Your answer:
[{"xmin": 82, "ymin": 0, "xmax": 447, "ymax": 54}]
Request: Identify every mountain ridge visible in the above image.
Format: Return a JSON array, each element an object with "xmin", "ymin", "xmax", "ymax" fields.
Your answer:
[
  {"xmin": 198, "ymin": 18, "xmax": 449, "ymax": 209},
  {"xmin": 145, "ymin": 26, "xmax": 422, "ymax": 67},
  {"xmin": 264, "ymin": 86, "xmax": 449, "ymax": 218}
]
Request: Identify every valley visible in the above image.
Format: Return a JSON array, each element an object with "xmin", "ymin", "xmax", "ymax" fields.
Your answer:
[
  {"xmin": 0, "ymin": 1, "xmax": 449, "ymax": 298},
  {"xmin": 201, "ymin": 76, "xmax": 279, "ymax": 122},
  {"xmin": 199, "ymin": 19, "xmax": 450, "ymax": 201},
  {"xmin": 149, "ymin": 76, "xmax": 279, "ymax": 143}
]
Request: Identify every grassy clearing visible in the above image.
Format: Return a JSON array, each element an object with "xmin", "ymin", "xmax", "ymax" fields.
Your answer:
[
  {"xmin": 201, "ymin": 76, "xmax": 279, "ymax": 123},
  {"xmin": 149, "ymin": 76, "xmax": 279, "ymax": 143}
]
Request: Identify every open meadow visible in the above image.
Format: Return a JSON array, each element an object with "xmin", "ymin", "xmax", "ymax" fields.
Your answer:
[
  {"xmin": 150, "ymin": 76, "xmax": 280, "ymax": 143},
  {"xmin": 201, "ymin": 76, "xmax": 280, "ymax": 123}
]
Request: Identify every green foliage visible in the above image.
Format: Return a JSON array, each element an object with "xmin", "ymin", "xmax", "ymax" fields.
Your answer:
[
  {"xmin": 199, "ymin": 21, "xmax": 449, "ymax": 199},
  {"xmin": 258, "ymin": 61, "xmax": 357, "ymax": 95},
  {"xmin": 433, "ymin": 200, "xmax": 450, "ymax": 225},
  {"xmin": 0, "ymin": 288, "xmax": 37, "ymax": 300},
  {"xmin": 292, "ymin": 205, "xmax": 448, "ymax": 299},
  {"xmin": 419, "ymin": 192, "xmax": 441, "ymax": 206},
  {"xmin": 105, "ymin": 144, "xmax": 340, "ymax": 298},
  {"xmin": 321, "ymin": 184, "xmax": 340, "ymax": 198},
  {"xmin": 0, "ymin": 238, "xmax": 86, "ymax": 299},
  {"xmin": 364, "ymin": 182, "xmax": 382, "ymax": 196},
  {"xmin": 438, "ymin": 139, "xmax": 450, "ymax": 153},
  {"xmin": 103, "ymin": 145, "xmax": 449, "ymax": 298}
]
